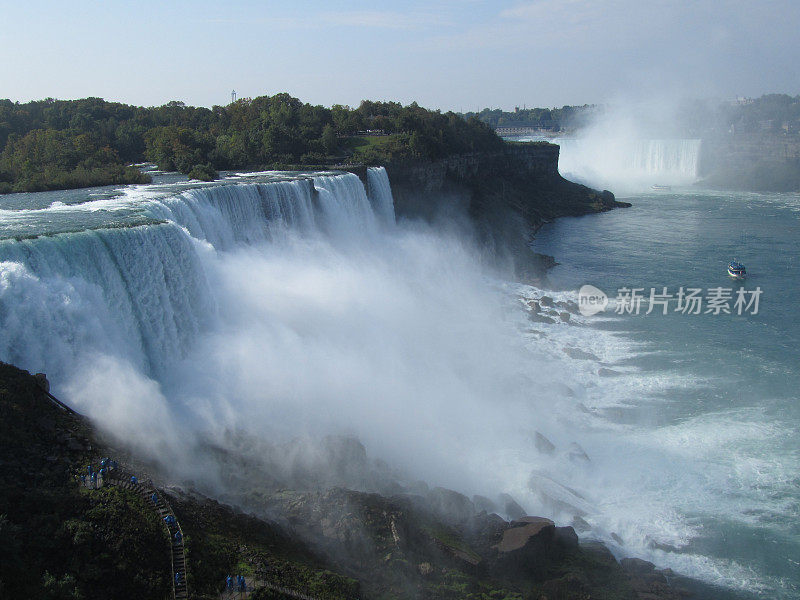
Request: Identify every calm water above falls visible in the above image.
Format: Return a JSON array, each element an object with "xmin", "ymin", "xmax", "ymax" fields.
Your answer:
[{"xmin": 534, "ymin": 188, "xmax": 800, "ymax": 599}]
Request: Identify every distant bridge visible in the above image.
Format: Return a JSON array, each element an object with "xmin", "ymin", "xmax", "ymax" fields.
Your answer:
[{"xmin": 495, "ymin": 127, "xmax": 557, "ymax": 137}]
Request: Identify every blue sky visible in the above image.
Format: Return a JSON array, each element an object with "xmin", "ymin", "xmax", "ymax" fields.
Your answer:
[{"xmin": 1, "ymin": 0, "xmax": 798, "ymax": 110}]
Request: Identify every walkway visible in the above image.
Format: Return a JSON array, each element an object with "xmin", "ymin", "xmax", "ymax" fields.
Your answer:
[{"xmin": 109, "ymin": 476, "xmax": 189, "ymax": 600}]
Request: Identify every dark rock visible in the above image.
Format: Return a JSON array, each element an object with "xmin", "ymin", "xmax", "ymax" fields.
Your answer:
[
  {"xmin": 611, "ymin": 532, "xmax": 625, "ymax": 545},
  {"xmin": 539, "ymin": 295, "xmax": 554, "ymax": 307},
  {"xmin": 529, "ymin": 312, "xmax": 556, "ymax": 324},
  {"xmin": 33, "ymin": 372, "xmax": 50, "ymax": 392},
  {"xmin": 579, "ymin": 540, "xmax": 618, "ymax": 566},
  {"xmin": 406, "ymin": 480, "xmax": 429, "ymax": 496},
  {"xmin": 496, "ymin": 517, "xmax": 555, "ymax": 552},
  {"xmin": 563, "ymin": 346, "xmax": 600, "ymax": 361},
  {"xmin": 559, "ymin": 311, "xmax": 571, "ymax": 322},
  {"xmin": 554, "ymin": 525, "xmax": 579, "ymax": 549},
  {"xmin": 571, "ymin": 515, "xmax": 592, "ymax": 532},
  {"xmin": 427, "ymin": 487, "xmax": 474, "ymax": 524},
  {"xmin": 555, "ymin": 300, "xmax": 580, "ymax": 314},
  {"xmin": 598, "ymin": 367, "xmax": 622, "ymax": 377},
  {"xmin": 621, "ymin": 557, "xmax": 656, "ymax": 575},
  {"xmin": 534, "ymin": 431, "xmax": 556, "ymax": 455},
  {"xmin": 567, "ymin": 442, "xmax": 590, "ymax": 464},
  {"xmin": 472, "ymin": 494, "xmax": 498, "ymax": 514},
  {"xmin": 497, "ymin": 493, "xmax": 527, "ymax": 521}
]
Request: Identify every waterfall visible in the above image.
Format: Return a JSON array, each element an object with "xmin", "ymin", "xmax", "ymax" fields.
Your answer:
[
  {"xmin": 555, "ymin": 137, "xmax": 702, "ymax": 189},
  {"xmin": 0, "ymin": 172, "xmax": 394, "ymax": 384},
  {"xmin": 366, "ymin": 166, "xmax": 396, "ymax": 225}
]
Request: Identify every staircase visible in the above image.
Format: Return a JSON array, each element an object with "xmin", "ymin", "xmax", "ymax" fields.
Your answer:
[{"xmin": 108, "ymin": 477, "xmax": 189, "ymax": 600}]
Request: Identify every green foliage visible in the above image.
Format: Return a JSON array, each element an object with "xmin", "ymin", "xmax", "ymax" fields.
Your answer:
[
  {"xmin": 0, "ymin": 128, "xmax": 150, "ymax": 192},
  {"xmin": 168, "ymin": 493, "xmax": 359, "ymax": 600},
  {"xmin": 463, "ymin": 104, "xmax": 598, "ymax": 131},
  {"xmin": 187, "ymin": 163, "xmax": 218, "ymax": 181},
  {"xmin": 0, "ymin": 363, "xmax": 171, "ymax": 600},
  {"xmin": 0, "ymin": 93, "xmax": 508, "ymax": 193}
]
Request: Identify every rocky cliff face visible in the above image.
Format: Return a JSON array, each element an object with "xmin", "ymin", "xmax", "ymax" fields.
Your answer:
[{"xmin": 383, "ymin": 143, "xmax": 627, "ymax": 278}]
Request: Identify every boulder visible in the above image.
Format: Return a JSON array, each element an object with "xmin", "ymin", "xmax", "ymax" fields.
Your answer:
[
  {"xmin": 555, "ymin": 300, "xmax": 580, "ymax": 314},
  {"xmin": 621, "ymin": 557, "xmax": 656, "ymax": 575},
  {"xmin": 529, "ymin": 312, "xmax": 556, "ymax": 324},
  {"xmin": 554, "ymin": 525, "xmax": 579, "ymax": 549},
  {"xmin": 427, "ymin": 487, "xmax": 475, "ymax": 524},
  {"xmin": 534, "ymin": 431, "xmax": 556, "ymax": 455},
  {"xmin": 497, "ymin": 517, "xmax": 555, "ymax": 552},
  {"xmin": 570, "ymin": 515, "xmax": 591, "ymax": 532},
  {"xmin": 567, "ymin": 442, "xmax": 590, "ymax": 464},
  {"xmin": 472, "ymin": 494, "xmax": 498, "ymax": 514},
  {"xmin": 559, "ymin": 311, "xmax": 571, "ymax": 322},
  {"xmin": 539, "ymin": 295, "xmax": 554, "ymax": 307},
  {"xmin": 598, "ymin": 367, "xmax": 622, "ymax": 377},
  {"xmin": 497, "ymin": 493, "xmax": 526, "ymax": 520},
  {"xmin": 34, "ymin": 372, "xmax": 50, "ymax": 392},
  {"xmin": 562, "ymin": 346, "xmax": 600, "ymax": 361},
  {"xmin": 492, "ymin": 517, "xmax": 560, "ymax": 580}
]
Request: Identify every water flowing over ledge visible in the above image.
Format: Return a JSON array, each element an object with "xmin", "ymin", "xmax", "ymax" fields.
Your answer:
[{"xmin": 0, "ymin": 168, "xmax": 395, "ymax": 381}]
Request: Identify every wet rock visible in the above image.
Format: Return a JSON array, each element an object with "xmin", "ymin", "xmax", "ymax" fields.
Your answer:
[
  {"xmin": 555, "ymin": 300, "xmax": 579, "ymax": 314},
  {"xmin": 570, "ymin": 515, "xmax": 591, "ymax": 532},
  {"xmin": 534, "ymin": 431, "xmax": 556, "ymax": 455},
  {"xmin": 418, "ymin": 562, "xmax": 433, "ymax": 576},
  {"xmin": 472, "ymin": 494, "xmax": 498, "ymax": 514},
  {"xmin": 621, "ymin": 557, "xmax": 656, "ymax": 575},
  {"xmin": 34, "ymin": 372, "xmax": 50, "ymax": 392},
  {"xmin": 559, "ymin": 311, "xmax": 571, "ymax": 322},
  {"xmin": 406, "ymin": 480, "xmax": 429, "ymax": 496},
  {"xmin": 598, "ymin": 367, "xmax": 622, "ymax": 377},
  {"xmin": 554, "ymin": 525, "xmax": 579, "ymax": 549},
  {"xmin": 528, "ymin": 300, "xmax": 541, "ymax": 312},
  {"xmin": 497, "ymin": 517, "xmax": 555, "ymax": 552},
  {"xmin": 529, "ymin": 312, "xmax": 556, "ymax": 324},
  {"xmin": 539, "ymin": 295, "xmax": 554, "ymax": 307},
  {"xmin": 563, "ymin": 346, "xmax": 600, "ymax": 361},
  {"xmin": 567, "ymin": 442, "xmax": 590, "ymax": 464},
  {"xmin": 611, "ymin": 532, "xmax": 624, "ymax": 545},
  {"xmin": 497, "ymin": 493, "xmax": 526, "ymax": 521},
  {"xmin": 427, "ymin": 487, "xmax": 474, "ymax": 524}
]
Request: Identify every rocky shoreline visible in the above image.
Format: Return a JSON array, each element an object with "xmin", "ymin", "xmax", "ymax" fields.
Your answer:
[{"xmin": 0, "ymin": 362, "xmax": 694, "ymax": 599}]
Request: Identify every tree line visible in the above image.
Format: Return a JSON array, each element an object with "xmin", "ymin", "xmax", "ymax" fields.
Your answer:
[{"xmin": 0, "ymin": 95, "xmax": 503, "ymax": 193}]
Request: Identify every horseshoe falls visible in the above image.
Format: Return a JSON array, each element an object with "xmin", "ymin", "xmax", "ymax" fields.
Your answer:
[
  {"xmin": 0, "ymin": 167, "xmax": 796, "ymax": 599},
  {"xmin": 515, "ymin": 134, "xmax": 702, "ymax": 191}
]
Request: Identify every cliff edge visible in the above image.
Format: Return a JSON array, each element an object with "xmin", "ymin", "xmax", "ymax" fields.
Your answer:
[{"xmin": 384, "ymin": 142, "xmax": 628, "ymax": 278}]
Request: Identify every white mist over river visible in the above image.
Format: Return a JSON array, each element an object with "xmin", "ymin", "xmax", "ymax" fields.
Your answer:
[{"xmin": 0, "ymin": 168, "xmax": 797, "ymax": 598}]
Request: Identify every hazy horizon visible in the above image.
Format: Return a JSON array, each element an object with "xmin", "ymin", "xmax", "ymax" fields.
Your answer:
[{"xmin": 2, "ymin": 0, "xmax": 799, "ymax": 112}]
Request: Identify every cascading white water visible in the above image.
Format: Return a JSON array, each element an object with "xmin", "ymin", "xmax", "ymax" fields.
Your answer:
[
  {"xmin": 556, "ymin": 137, "xmax": 702, "ymax": 190},
  {"xmin": 0, "ymin": 164, "xmax": 786, "ymax": 596},
  {"xmin": 0, "ymin": 170, "xmax": 394, "ymax": 384},
  {"xmin": 366, "ymin": 166, "xmax": 396, "ymax": 225}
]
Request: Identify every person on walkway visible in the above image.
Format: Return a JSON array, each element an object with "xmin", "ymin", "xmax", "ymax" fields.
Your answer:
[
  {"xmin": 130, "ymin": 475, "xmax": 138, "ymax": 484},
  {"xmin": 174, "ymin": 530, "xmax": 182, "ymax": 544},
  {"xmin": 226, "ymin": 575, "xmax": 233, "ymax": 590},
  {"xmin": 90, "ymin": 471, "xmax": 97, "ymax": 488},
  {"xmin": 238, "ymin": 575, "xmax": 246, "ymax": 592},
  {"xmin": 175, "ymin": 571, "xmax": 182, "ymax": 585},
  {"xmin": 151, "ymin": 492, "xmax": 158, "ymax": 504},
  {"xmin": 87, "ymin": 465, "xmax": 93, "ymax": 475}
]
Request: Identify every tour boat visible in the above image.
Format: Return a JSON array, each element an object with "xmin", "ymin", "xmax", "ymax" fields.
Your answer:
[
  {"xmin": 651, "ymin": 184, "xmax": 671, "ymax": 191},
  {"xmin": 728, "ymin": 260, "xmax": 747, "ymax": 278}
]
